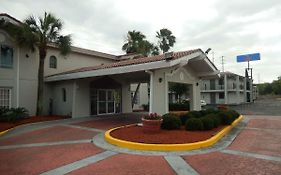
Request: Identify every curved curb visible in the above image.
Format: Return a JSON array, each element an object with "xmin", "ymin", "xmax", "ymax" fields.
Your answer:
[
  {"xmin": 105, "ymin": 115, "xmax": 243, "ymax": 151},
  {"xmin": 0, "ymin": 128, "xmax": 13, "ymax": 136},
  {"xmin": 0, "ymin": 117, "xmax": 72, "ymax": 137}
]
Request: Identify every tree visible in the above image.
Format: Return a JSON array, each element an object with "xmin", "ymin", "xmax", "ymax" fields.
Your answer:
[
  {"xmin": 122, "ymin": 30, "xmax": 159, "ymax": 57},
  {"xmin": 0, "ymin": 12, "xmax": 71, "ymax": 115},
  {"xmin": 169, "ymin": 83, "xmax": 188, "ymax": 103},
  {"xmin": 122, "ymin": 30, "xmax": 145, "ymax": 54},
  {"xmin": 156, "ymin": 28, "xmax": 176, "ymax": 53}
]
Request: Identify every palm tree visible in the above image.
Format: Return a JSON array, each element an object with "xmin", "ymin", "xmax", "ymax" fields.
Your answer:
[
  {"xmin": 156, "ymin": 28, "xmax": 176, "ymax": 53},
  {"xmin": 0, "ymin": 12, "xmax": 71, "ymax": 115},
  {"xmin": 122, "ymin": 30, "xmax": 145, "ymax": 54},
  {"xmin": 122, "ymin": 30, "xmax": 159, "ymax": 57}
]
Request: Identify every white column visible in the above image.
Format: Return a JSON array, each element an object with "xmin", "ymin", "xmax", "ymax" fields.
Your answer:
[
  {"xmin": 164, "ymin": 73, "xmax": 169, "ymax": 114},
  {"xmin": 72, "ymin": 80, "xmax": 77, "ymax": 118},
  {"xmin": 224, "ymin": 74, "xmax": 228, "ymax": 104},
  {"xmin": 16, "ymin": 47, "xmax": 20, "ymax": 107},
  {"xmin": 148, "ymin": 71, "xmax": 154, "ymax": 113}
]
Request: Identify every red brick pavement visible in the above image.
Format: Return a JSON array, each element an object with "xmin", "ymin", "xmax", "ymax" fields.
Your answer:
[
  {"xmin": 0, "ymin": 125, "xmax": 98, "ymax": 146},
  {"xmin": 184, "ymin": 152, "xmax": 281, "ymax": 175},
  {"xmin": 0, "ymin": 143, "xmax": 103, "ymax": 175},
  {"xmin": 68, "ymin": 153, "xmax": 175, "ymax": 175},
  {"xmin": 247, "ymin": 118, "xmax": 281, "ymax": 129}
]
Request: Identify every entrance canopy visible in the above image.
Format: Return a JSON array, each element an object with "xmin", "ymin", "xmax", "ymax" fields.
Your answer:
[
  {"xmin": 45, "ymin": 49, "xmax": 219, "ymax": 82},
  {"xmin": 45, "ymin": 49, "xmax": 219, "ymax": 116}
]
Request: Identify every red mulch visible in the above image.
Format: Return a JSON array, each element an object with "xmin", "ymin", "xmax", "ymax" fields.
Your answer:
[
  {"xmin": 0, "ymin": 115, "xmax": 70, "ymax": 132},
  {"xmin": 110, "ymin": 125, "xmax": 226, "ymax": 144}
]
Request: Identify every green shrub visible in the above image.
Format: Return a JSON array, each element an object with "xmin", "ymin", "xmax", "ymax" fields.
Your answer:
[
  {"xmin": 0, "ymin": 107, "xmax": 9, "ymax": 119},
  {"xmin": 179, "ymin": 112, "xmax": 195, "ymax": 126},
  {"xmin": 201, "ymin": 117, "xmax": 214, "ymax": 130},
  {"xmin": 188, "ymin": 111, "xmax": 202, "ymax": 118},
  {"xmin": 161, "ymin": 113, "xmax": 182, "ymax": 130},
  {"xmin": 185, "ymin": 118, "xmax": 204, "ymax": 131},
  {"xmin": 0, "ymin": 107, "xmax": 28, "ymax": 122},
  {"xmin": 169, "ymin": 103, "xmax": 190, "ymax": 111},
  {"xmin": 204, "ymin": 113, "xmax": 221, "ymax": 128},
  {"xmin": 228, "ymin": 109, "xmax": 240, "ymax": 119},
  {"xmin": 217, "ymin": 111, "xmax": 234, "ymax": 125}
]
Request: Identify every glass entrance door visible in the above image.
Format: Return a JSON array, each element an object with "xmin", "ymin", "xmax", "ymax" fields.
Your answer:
[{"xmin": 97, "ymin": 89, "xmax": 115, "ymax": 114}]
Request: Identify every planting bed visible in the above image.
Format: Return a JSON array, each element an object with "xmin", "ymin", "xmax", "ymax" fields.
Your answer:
[
  {"xmin": 0, "ymin": 115, "xmax": 70, "ymax": 132},
  {"xmin": 110, "ymin": 125, "xmax": 226, "ymax": 144}
]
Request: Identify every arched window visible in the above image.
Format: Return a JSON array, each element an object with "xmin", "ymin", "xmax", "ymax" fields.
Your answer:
[{"xmin": 49, "ymin": 55, "xmax": 57, "ymax": 68}]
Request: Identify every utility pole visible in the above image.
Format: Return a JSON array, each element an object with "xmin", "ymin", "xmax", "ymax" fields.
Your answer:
[{"xmin": 221, "ymin": 56, "xmax": 225, "ymax": 72}]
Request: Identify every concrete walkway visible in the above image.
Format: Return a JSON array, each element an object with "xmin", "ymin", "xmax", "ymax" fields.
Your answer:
[{"xmin": 0, "ymin": 113, "xmax": 280, "ymax": 175}]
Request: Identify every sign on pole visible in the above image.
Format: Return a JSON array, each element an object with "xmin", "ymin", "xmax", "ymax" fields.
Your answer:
[{"xmin": 236, "ymin": 53, "xmax": 260, "ymax": 62}]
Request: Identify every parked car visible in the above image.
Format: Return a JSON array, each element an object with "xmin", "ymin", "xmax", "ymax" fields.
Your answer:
[{"xmin": 201, "ymin": 100, "xmax": 207, "ymax": 106}]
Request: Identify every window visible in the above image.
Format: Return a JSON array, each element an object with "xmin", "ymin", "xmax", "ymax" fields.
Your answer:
[
  {"xmin": 0, "ymin": 45, "xmax": 13, "ymax": 68},
  {"xmin": 0, "ymin": 88, "xmax": 11, "ymax": 108},
  {"xmin": 218, "ymin": 78, "xmax": 224, "ymax": 85},
  {"xmin": 219, "ymin": 92, "xmax": 224, "ymax": 99},
  {"xmin": 49, "ymin": 56, "xmax": 57, "ymax": 68},
  {"xmin": 62, "ymin": 88, "xmax": 66, "ymax": 102},
  {"xmin": 204, "ymin": 84, "xmax": 207, "ymax": 90}
]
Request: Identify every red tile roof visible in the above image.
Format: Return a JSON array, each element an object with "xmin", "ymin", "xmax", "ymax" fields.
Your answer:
[{"xmin": 48, "ymin": 49, "xmax": 202, "ymax": 77}]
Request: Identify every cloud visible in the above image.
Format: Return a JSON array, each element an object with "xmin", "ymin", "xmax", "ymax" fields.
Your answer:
[{"xmin": 1, "ymin": 0, "xmax": 280, "ymax": 82}]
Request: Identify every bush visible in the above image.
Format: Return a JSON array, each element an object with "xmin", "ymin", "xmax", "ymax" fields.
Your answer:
[
  {"xmin": 185, "ymin": 118, "xmax": 204, "ymax": 131},
  {"xmin": 201, "ymin": 117, "xmax": 214, "ymax": 130},
  {"xmin": 169, "ymin": 103, "xmax": 190, "ymax": 111},
  {"xmin": 0, "ymin": 107, "xmax": 28, "ymax": 122},
  {"xmin": 217, "ymin": 111, "xmax": 235, "ymax": 125},
  {"xmin": 161, "ymin": 113, "xmax": 182, "ymax": 130},
  {"xmin": 179, "ymin": 112, "xmax": 195, "ymax": 126},
  {"xmin": 0, "ymin": 107, "xmax": 9, "ymax": 118},
  {"xmin": 228, "ymin": 109, "xmax": 240, "ymax": 119},
  {"xmin": 188, "ymin": 111, "xmax": 202, "ymax": 118},
  {"xmin": 204, "ymin": 113, "xmax": 221, "ymax": 128}
]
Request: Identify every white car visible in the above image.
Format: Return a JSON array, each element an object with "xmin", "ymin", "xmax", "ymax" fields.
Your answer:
[{"xmin": 201, "ymin": 100, "xmax": 207, "ymax": 106}]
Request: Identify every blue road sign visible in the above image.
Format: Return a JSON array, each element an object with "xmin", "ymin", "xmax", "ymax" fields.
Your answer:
[{"xmin": 236, "ymin": 53, "xmax": 260, "ymax": 62}]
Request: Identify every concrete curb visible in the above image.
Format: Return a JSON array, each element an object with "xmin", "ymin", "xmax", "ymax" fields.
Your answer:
[{"xmin": 104, "ymin": 115, "xmax": 243, "ymax": 151}]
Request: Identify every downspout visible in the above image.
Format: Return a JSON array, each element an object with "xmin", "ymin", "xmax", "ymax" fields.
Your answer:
[
  {"xmin": 145, "ymin": 70, "xmax": 153, "ymax": 113},
  {"xmin": 16, "ymin": 47, "xmax": 20, "ymax": 107}
]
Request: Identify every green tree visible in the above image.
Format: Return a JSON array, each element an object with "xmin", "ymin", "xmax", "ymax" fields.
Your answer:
[
  {"xmin": 122, "ymin": 30, "xmax": 158, "ymax": 57},
  {"xmin": 272, "ymin": 79, "xmax": 281, "ymax": 95},
  {"xmin": 169, "ymin": 83, "xmax": 188, "ymax": 103},
  {"xmin": 156, "ymin": 28, "xmax": 176, "ymax": 53},
  {"xmin": 0, "ymin": 12, "xmax": 71, "ymax": 115}
]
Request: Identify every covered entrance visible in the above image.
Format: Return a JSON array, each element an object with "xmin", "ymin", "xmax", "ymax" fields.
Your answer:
[
  {"xmin": 90, "ymin": 77, "xmax": 121, "ymax": 115},
  {"xmin": 45, "ymin": 49, "xmax": 219, "ymax": 118}
]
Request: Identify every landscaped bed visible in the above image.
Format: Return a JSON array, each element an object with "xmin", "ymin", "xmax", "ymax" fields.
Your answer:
[
  {"xmin": 110, "ymin": 125, "xmax": 226, "ymax": 144},
  {"xmin": 105, "ymin": 108, "xmax": 243, "ymax": 151},
  {"xmin": 0, "ymin": 115, "xmax": 70, "ymax": 132}
]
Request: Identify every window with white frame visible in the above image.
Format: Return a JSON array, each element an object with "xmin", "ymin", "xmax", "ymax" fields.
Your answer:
[
  {"xmin": 0, "ymin": 45, "xmax": 13, "ymax": 68},
  {"xmin": 0, "ymin": 88, "xmax": 12, "ymax": 108}
]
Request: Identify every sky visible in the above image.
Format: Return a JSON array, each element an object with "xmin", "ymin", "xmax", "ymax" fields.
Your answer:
[{"xmin": 1, "ymin": 0, "xmax": 281, "ymax": 83}]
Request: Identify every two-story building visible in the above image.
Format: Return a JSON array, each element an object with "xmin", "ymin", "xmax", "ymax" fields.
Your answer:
[
  {"xmin": 200, "ymin": 71, "xmax": 254, "ymax": 105},
  {"xmin": 0, "ymin": 13, "xmax": 219, "ymax": 117}
]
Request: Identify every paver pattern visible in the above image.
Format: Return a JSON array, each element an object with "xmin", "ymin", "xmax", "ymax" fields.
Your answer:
[{"xmin": 0, "ymin": 112, "xmax": 280, "ymax": 175}]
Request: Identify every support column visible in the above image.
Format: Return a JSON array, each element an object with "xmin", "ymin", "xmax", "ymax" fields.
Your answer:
[
  {"xmin": 72, "ymin": 80, "xmax": 77, "ymax": 118},
  {"xmin": 148, "ymin": 71, "xmax": 154, "ymax": 113},
  {"xmin": 224, "ymin": 74, "xmax": 228, "ymax": 104}
]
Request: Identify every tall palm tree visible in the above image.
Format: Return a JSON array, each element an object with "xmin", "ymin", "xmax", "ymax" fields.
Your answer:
[
  {"xmin": 156, "ymin": 28, "xmax": 176, "ymax": 53},
  {"xmin": 122, "ymin": 30, "xmax": 158, "ymax": 56},
  {"xmin": 122, "ymin": 30, "xmax": 145, "ymax": 54},
  {"xmin": 0, "ymin": 12, "xmax": 71, "ymax": 115}
]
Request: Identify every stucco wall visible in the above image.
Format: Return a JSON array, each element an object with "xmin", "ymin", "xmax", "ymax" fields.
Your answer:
[{"xmin": 44, "ymin": 48, "xmax": 114, "ymax": 76}]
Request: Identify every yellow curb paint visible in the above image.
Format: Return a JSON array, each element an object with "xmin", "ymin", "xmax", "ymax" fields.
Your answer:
[
  {"xmin": 0, "ymin": 128, "xmax": 13, "ymax": 136},
  {"xmin": 105, "ymin": 115, "xmax": 243, "ymax": 151}
]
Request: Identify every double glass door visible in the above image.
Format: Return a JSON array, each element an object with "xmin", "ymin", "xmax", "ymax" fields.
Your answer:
[{"xmin": 97, "ymin": 89, "xmax": 115, "ymax": 114}]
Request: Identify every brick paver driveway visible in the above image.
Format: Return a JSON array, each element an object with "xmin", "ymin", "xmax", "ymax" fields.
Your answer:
[{"xmin": 0, "ymin": 112, "xmax": 280, "ymax": 175}]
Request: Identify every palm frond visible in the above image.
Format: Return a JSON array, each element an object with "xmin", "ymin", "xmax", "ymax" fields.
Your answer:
[{"xmin": 56, "ymin": 35, "xmax": 72, "ymax": 55}]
